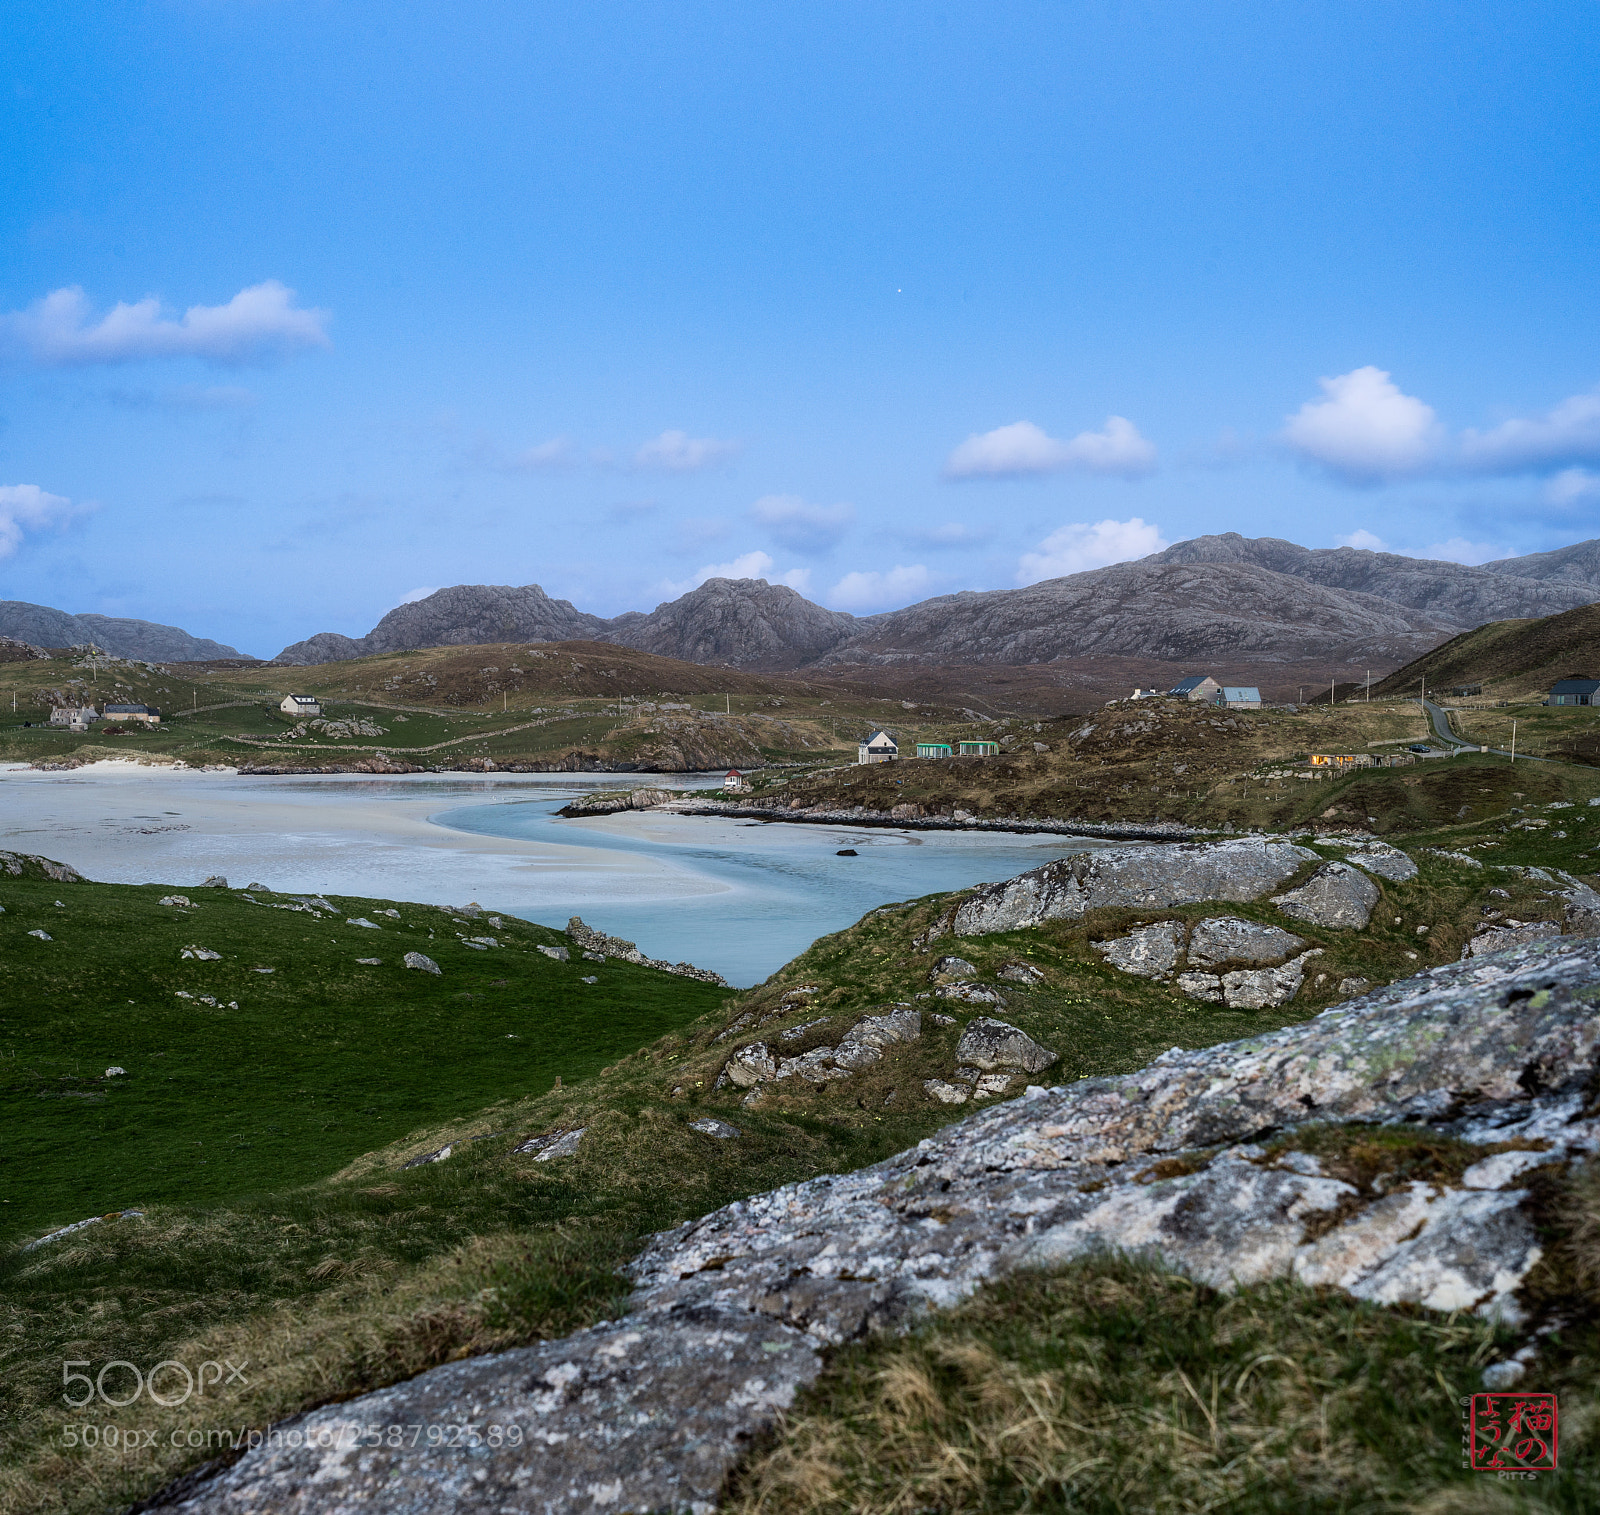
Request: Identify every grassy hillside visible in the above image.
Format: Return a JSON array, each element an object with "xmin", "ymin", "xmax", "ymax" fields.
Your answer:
[
  {"xmin": 1374, "ymin": 601, "xmax": 1600, "ymax": 701},
  {"xmin": 4, "ymin": 811, "xmax": 1599, "ymax": 1512}
]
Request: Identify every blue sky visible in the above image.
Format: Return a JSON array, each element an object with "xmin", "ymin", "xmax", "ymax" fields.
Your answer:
[{"xmin": 3, "ymin": 1, "xmax": 1599, "ymax": 657}]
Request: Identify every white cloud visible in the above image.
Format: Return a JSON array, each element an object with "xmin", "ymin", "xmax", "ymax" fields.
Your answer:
[
  {"xmin": 633, "ymin": 429, "xmax": 739, "ymax": 472},
  {"xmin": 1015, "ymin": 517, "xmax": 1168, "ymax": 585},
  {"xmin": 398, "ymin": 586, "xmax": 440, "ymax": 604},
  {"xmin": 1424, "ymin": 538, "xmax": 1501, "ymax": 566},
  {"xmin": 912, "ymin": 521, "xmax": 992, "ymax": 547},
  {"xmin": 748, "ymin": 494, "xmax": 854, "ymax": 553},
  {"xmin": 1282, "ymin": 366, "xmax": 1442, "ymax": 483},
  {"xmin": 660, "ymin": 549, "xmax": 810, "ymax": 597},
  {"xmin": 1462, "ymin": 393, "xmax": 1600, "ymax": 474},
  {"xmin": 943, "ymin": 416, "xmax": 1156, "ymax": 480},
  {"xmin": 3, "ymin": 280, "xmax": 330, "ymax": 366},
  {"xmin": 0, "ymin": 483, "xmax": 81, "ymax": 558},
  {"xmin": 1335, "ymin": 529, "xmax": 1388, "ymax": 551},
  {"xmin": 510, "ymin": 438, "xmax": 577, "ymax": 472},
  {"xmin": 827, "ymin": 564, "xmax": 935, "ymax": 611},
  {"xmin": 1546, "ymin": 467, "xmax": 1600, "ymax": 506}
]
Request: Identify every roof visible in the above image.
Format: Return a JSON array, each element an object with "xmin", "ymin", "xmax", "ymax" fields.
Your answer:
[
  {"xmin": 1550, "ymin": 678, "xmax": 1600, "ymax": 694},
  {"xmin": 1220, "ymin": 687, "xmax": 1262, "ymax": 700},
  {"xmin": 863, "ymin": 730, "xmax": 897, "ymax": 746},
  {"xmin": 1169, "ymin": 676, "xmax": 1213, "ymax": 694},
  {"xmin": 104, "ymin": 703, "xmax": 156, "ymax": 714},
  {"xmin": 285, "ymin": 694, "xmax": 321, "ymax": 703}
]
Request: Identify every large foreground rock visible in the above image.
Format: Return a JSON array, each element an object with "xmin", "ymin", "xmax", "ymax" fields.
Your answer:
[
  {"xmin": 919, "ymin": 837, "xmax": 1318, "ymax": 943},
  {"xmin": 153, "ymin": 939, "xmax": 1600, "ymax": 1514}
]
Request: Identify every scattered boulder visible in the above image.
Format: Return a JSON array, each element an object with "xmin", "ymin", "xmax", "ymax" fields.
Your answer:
[
  {"xmin": 995, "ymin": 960, "xmax": 1046, "ymax": 986},
  {"xmin": 104, "ymin": 1066, "xmax": 126, "ymax": 1077},
  {"xmin": 202, "ymin": 875, "xmax": 228, "ymax": 888},
  {"xmin": 927, "ymin": 955, "xmax": 978, "ymax": 983},
  {"xmin": 403, "ymin": 951, "xmax": 442, "ymax": 974},
  {"xmin": 180, "ymin": 945, "xmax": 221, "ymax": 961},
  {"xmin": 158, "ymin": 895, "xmax": 192, "ymax": 907},
  {"xmin": 402, "ymin": 1144, "xmax": 453, "ymax": 1168},
  {"xmin": 1271, "ymin": 861, "xmax": 1380, "ymax": 929},
  {"xmin": 512, "ymin": 1128, "xmax": 586, "ymax": 1161},
  {"xmin": 1091, "ymin": 920, "xmax": 1183, "ymax": 980},
  {"xmin": 538, "ymin": 944, "xmax": 570, "ymax": 961},
  {"xmin": 27, "ymin": 929, "xmax": 51, "ymax": 941},
  {"xmin": 935, "ymin": 982, "xmax": 1007, "ymax": 1006},
  {"xmin": 347, "ymin": 917, "xmax": 381, "ymax": 930},
  {"xmin": 954, "ymin": 1017, "xmax": 1059, "ymax": 1074},
  {"xmin": 1219, "ymin": 951, "xmax": 1320, "ymax": 1010},
  {"xmin": 716, "ymin": 1042, "xmax": 779, "ymax": 1090},
  {"xmin": 923, "ymin": 1078, "xmax": 970, "ymax": 1105},
  {"xmin": 1338, "ymin": 976, "xmax": 1371, "ymax": 996},
  {"xmin": 1462, "ymin": 921, "xmax": 1562, "ymax": 959},
  {"xmin": 1186, "ymin": 915, "xmax": 1306, "ymax": 968},
  {"xmin": 921, "ymin": 837, "xmax": 1316, "ymax": 943},
  {"xmin": 1175, "ymin": 970, "xmax": 1224, "ymax": 1003},
  {"xmin": 356, "ymin": 957, "xmax": 382, "ymax": 965},
  {"xmin": 688, "ymin": 1118, "xmax": 741, "ymax": 1139},
  {"xmin": 1343, "ymin": 840, "xmax": 1420, "ymax": 883}
]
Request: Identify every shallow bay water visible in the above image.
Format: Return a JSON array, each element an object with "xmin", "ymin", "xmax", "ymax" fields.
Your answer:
[{"xmin": 0, "ymin": 766, "xmax": 1105, "ymax": 984}]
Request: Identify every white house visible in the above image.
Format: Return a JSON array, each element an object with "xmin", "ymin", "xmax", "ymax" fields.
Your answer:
[
  {"xmin": 280, "ymin": 694, "xmax": 322, "ymax": 719},
  {"xmin": 50, "ymin": 704, "xmax": 98, "ymax": 731},
  {"xmin": 857, "ymin": 730, "xmax": 899, "ymax": 765}
]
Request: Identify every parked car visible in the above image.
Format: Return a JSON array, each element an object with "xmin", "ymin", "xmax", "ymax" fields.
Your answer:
[{"xmin": 1408, "ymin": 743, "xmax": 1432, "ymax": 753}]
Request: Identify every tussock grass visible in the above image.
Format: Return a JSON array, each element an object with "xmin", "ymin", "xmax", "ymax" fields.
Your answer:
[{"xmin": 728, "ymin": 1256, "xmax": 1599, "ymax": 1515}]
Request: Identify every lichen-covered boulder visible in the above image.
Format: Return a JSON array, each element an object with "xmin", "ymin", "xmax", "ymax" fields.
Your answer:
[
  {"xmin": 995, "ymin": 960, "xmax": 1046, "ymax": 986},
  {"xmin": 1187, "ymin": 915, "xmax": 1306, "ymax": 968},
  {"xmin": 1462, "ymin": 920, "xmax": 1562, "ymax": 959},
  {"xmin": 715, "ymin": 1041, "xmax": 777, "ymax": 1088},
  {"xmin": 1091, "ymin": 920, "xmax": 1183, "ymax": 980},
  {"xmin": 928, "ymin": 955, "xmax": 978, "ymax": 982},
  {"xmin": 1271, "ymin": 861, "xmax": 1381, "ymax": 929},
  {"xmin": 919, "ymin": 837, "xmax": 1317, "ymax": 943},
  {"xmin": 1343, "ymin": 840, "xmax": 1420, "ymax": 883},
  {"xmin": 1220, "ymin": 950, "xmax": 1319, "ymax": 1009},
  {"xmin": 954, "ymin": 1017, "xmax": 1059, "ymax": 1074}
]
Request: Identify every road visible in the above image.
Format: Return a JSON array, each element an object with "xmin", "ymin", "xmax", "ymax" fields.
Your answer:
[{"xmin": 1420, "ymin": 698, "xmax": 1553, "ymax": 764}]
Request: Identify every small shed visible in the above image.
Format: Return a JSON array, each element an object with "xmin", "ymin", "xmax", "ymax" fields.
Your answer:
[
  {"xmin": 280, "ymin": 694, "xmax": 323, "ymax": 719},
  {"xmin": 915, "ymin": 742, "xmax": 953, "ymax": 759},
  {"xmin": 103, "ymin": 702, "xmax": 160, "ymax": 726},
  {"xmin": 1548, "ymin": 678, "xmax": 1600, "ymax": 707},
  {"xmin": 724, "ymin": 768, "xmax": 749, "ymax": 792},
  {"xmin": 958, "ymin": 740, "xmax": 1000, "ymax": 756},
  {"xmin": 1218, "ymin": 686, "xmax": 1263, "ymax": 710},
  {"xmin": 1169, "ymin": 675, "xmax": 1222, "ymax": 703},
  {"xmin": 858, "ymin": 730, "xmax": 899, "ymax": 765}
]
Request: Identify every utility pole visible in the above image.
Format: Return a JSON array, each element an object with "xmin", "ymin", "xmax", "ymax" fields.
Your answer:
[
  {"xmin": 1365, "ymin": 669, "xmax": 1371, "ymax": 702},
  {"xmin": 1511, "ymin": 719, "xmax": 1517, "ymax": 764},
  {"xmin": 1298, "ymin": 685, "xmax": 1305, "ymax": 705},
  {"xmin": 1330, "ymin": 676, "xmax": 1336, "ymax": 707},
  {"xmin": 726, "ymin": 693, "xmax": 730, "ymax": 715}
]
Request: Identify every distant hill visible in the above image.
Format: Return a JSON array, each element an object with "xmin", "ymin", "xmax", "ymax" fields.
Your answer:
[
  {"xmin": 0, "ymin": 601, "xmax": 241, "ymax": 661},
  {"xmin": 1373, "ymin": 602, "xmax": 1600, "ymax": 700},
  {"xmin": 270, "ymin": 535, "xmax": 1600, "ymax": 675}
]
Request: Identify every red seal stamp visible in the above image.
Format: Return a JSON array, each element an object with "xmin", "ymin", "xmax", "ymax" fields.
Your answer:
[{"xmin": 1466, "ymin": 1393, "xmax": 1558, "ymax": 1474}]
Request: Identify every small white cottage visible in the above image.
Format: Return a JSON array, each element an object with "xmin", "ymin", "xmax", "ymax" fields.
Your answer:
[
  {"xmin": 857, "ymin": 730, "xmax": 899, "ymax": 765},
  {"xmin": 280, "ymin": 694, "xmax": 322, "ymax": 719}
]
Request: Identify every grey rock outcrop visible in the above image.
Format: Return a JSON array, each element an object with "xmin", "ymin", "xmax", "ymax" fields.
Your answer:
[
  {"xmin": 928, "ymin": 955, "xmax": 978, "ymax": 982},
  {"xmin": 1342, "ymin": 840, "xmax": 1420, "ymax": 883},
  {"xmin": 921, "ymin": 838, "xmax": 1316, "ymax": 943},
  {"xmin": 995, "ymin": 960, "xmax": 1046, "ymax": 986},
  {"xmin": 1271, "ymin": 861, "xmax": 1382, "ymax": 929},
  {"xmin": 720, "ymin": 1009, "xmax": 924, "ymax": 1096},
  {"xmin": 402, "ymin": 951, "xmax": 441, "ymax": 974},
  {"xmin": 1187, "ymin": 915, "xmax": 1307, "ymax": 968},
  {"xmin": 1463, "ymin": 920, "xmax": 1563, "ymax": 958},
  {"xmin": 565, "ymin": 917, "xmax": 729, "ymax": 985},
  {"xmin": 1091, "ymin": 920, "xmax": 1184, "ymax": 980},
  {"xmin": 954, "ymin": 1017, "xmax": 1059, "ymax": 1074},
  {"xmin": 149, "ymin": 939, "xmax": 1600, "ymax": 1514}
]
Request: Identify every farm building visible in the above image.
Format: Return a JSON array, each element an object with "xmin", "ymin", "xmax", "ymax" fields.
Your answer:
[
  {"xmin": 1548, "ymin": 678, "xmax": 1600, "ymax": 707},
  {"xmin": 1169, "ymin": 675, "xmax": 1223, "ymax": 702},
  {"xmin": 280, "ymin": 694, "xmax": 323, "ymax": 719},
  {"xmin": 915, "ymin": 741, "xmax": 953, "ymax": 758},
  {"xmin": 1219, "ymin": 686, "xmax": 1263, "ymax": 710},
  {"xmin": 103, "ymin": 703, "xmax": 160, "ymax": 726},
  {"xmin": 958, "ymin": 740, "xmax": 1000, "ymax": 756},
  {"xmin": 857, "ymin": 730, "xmax": 898, "ymax": 764}
]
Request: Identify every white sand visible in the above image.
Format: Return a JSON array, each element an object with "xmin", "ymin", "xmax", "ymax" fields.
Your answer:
[{"xmin": 0, "ymin": 763, "xmax": 716, "ymax": 908}]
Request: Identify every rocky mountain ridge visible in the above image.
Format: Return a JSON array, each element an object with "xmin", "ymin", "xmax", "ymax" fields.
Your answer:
[
  {"xmin": 269, "ymin": 534, "xmax": 1600, "ymax": 673},
  {"xmin": 0, "ymin": 600, "xmax": 240, "ymax": 662}
]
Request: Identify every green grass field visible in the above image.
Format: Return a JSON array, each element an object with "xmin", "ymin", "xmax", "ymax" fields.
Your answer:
[{"xmin": 1, "ymin": 870, "xmax": 728, "ymax": 1240}]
